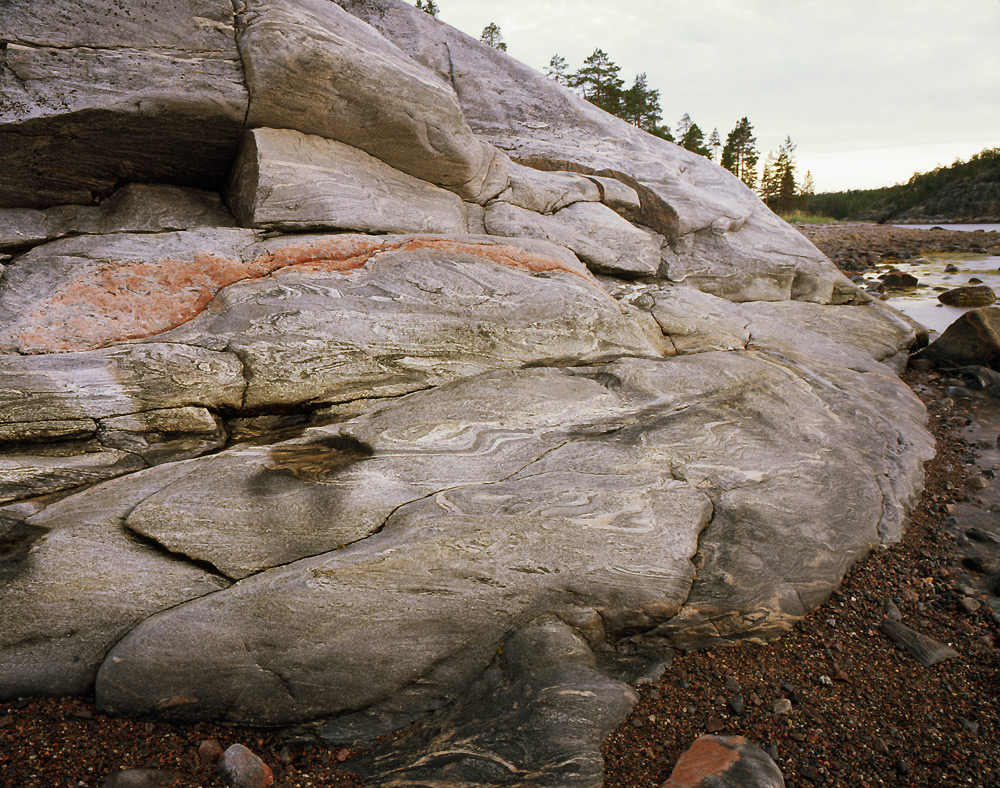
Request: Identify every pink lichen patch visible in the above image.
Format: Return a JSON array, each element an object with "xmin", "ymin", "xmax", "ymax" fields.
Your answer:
[
  {"xmin": 7, "ymin": 252, "xmax": 261, "ymax": 354},
  {"xmin": 4, "ymin": 236, "xmax": 601, "ymax": 354},
  {"xmin": 251, "ymin": 236, "xmax": 388, "ymax": 273}
]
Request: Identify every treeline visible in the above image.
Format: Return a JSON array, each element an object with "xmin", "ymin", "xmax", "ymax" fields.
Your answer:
[
  {"xmin": 415, "ymin": 5, "xmax": 817, "ymax": 215},
  {"xmin": 805, "ymin": 148, "xmax": 1000, "ymax": 221},
  {"xmin": 543, "ymin": 49, "xmax": 815, "ymax": 214}
]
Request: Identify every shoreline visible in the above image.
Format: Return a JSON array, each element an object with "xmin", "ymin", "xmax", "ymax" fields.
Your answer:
[
  {"xmin": 604, "ymin": 370, "xmax": 1000, "ymax": 787},
  {"xmin": 795, "ymin": 222, "xmax": 1000, "ymax": 274}
]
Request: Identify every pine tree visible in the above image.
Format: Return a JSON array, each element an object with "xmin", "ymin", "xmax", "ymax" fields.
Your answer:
[
  {"xmin": 415, "ymin": 0, "xmax": 440, "ymax": 17},
  {"xmin": 759, "ymin": 137, "xmax": 798, "ymax": 214},
  {"xmin": 799, "ymin": 171, "xmax": 815, "ymax": 198},
  {"xmin": 545, "ymin": 54, "xmax": 571, "ymax": 87},
  {"xmin": 572, "ymin": 48, "xmax": 624, "ymax": 115},
  {"xmin": 774, "ymin": 136, "xmax": 797, "ymax": 214},
  {"xmin": 708, "ymin": 128, "xmax": 721, "ymax": 163},
  {"xmin": 680, "ymin": 122, "xmax": 711, "ymax": 158},
  {"xmin": 621, "ymin": 73, "xmax": 662, "ymax": 132},
  {"xmin": 480, "ymin": 22, "xmax": 507, "ymax": 52},
  {"xmin": 676, "ymin": 113, "xmax": 693, "ymax": 139},
  {"xmin": 720, "ymin": 117, "xmax": 759, "ymax": 190},
  {"xmin": 651, "ymin": 124, "xmax": 675, "ymax": 143},
  {"xmin": 759, "ymin": 152, "xmax": 778, "ymax": 207}
]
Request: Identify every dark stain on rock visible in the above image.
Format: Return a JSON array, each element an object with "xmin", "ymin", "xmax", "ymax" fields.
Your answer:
[
  {"xmin": 0, "ymin": 519, "xmax": 48, "ymax": 566},
  {"xmin": 263, "ymin": 434, "xmax": 375, "ymax": 482}
]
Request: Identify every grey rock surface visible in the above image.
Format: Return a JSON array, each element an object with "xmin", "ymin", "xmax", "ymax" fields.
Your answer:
[
  {"xmin": 236, "ymin": 0, "xmax": 504, "ymax": 200},
  {"xmin": 0, "ymin": 0, "xmax": 247, "ymax": 207},
  {"xmin": 0, "ymin": 185, "xmax": 237, "ymax": 252},
  {"xmin": 337, "ymin": 0, "xmax": 859, "ymax": 304},
  {"xmin": 157, "ymin": 233, "xmax": 663, "ymax": 409},
  {"xmin": 356, "ymin": 616, "xmax": 637, "ymax": 788},
  {"xmin": 0, "ymin": 465, "xmax": 230, "ymax": 697},
  {"xmin": 485, "ymin": 201, "xmax": 661, "ymax": 277},
  {"xmin": 0, "ymin": 2, "xmax": 937, "ymax": 787},
  {"xmin": 226, "ymin": 128, "xmax": 469, "ymax": 234}
]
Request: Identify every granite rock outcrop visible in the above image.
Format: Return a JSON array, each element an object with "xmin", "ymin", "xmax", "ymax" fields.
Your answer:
[{"xmin": 0, "ymin": 2, "xmax": 933, "ymax": 786}]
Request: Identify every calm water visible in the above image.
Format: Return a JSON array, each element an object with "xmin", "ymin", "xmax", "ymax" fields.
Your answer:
[
  {"xmin": 866, "ymin": 252, "xmax": 1000, "ymax": 336},
  {"xmin": 890, "ymin": 223, "xmax": 1000, "ymax": 233}
]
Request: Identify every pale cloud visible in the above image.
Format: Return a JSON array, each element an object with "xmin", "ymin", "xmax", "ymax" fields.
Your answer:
[{"xmin": 411, "ymin": 0, "xmax": 999, "ymax": 191}]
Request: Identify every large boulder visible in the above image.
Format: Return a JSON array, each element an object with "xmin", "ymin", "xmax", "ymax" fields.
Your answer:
[
  {"xmin": 915, "ymin": 306, "xmax": 1000, "ymax": 369},
  {"xmin": 0, "ymin": 2, "xmax": 934, "ymax": 787}
]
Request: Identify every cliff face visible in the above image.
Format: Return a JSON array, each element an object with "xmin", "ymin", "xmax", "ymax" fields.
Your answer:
[{"xmin": 0, "ymin": 1, "xmax": 933, "ymax": 785}]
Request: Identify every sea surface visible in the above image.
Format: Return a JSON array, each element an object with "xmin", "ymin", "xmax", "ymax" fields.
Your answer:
[
  {"xmin": 890, "ymin": 223, "xmax": 1000, "ymax": 233},
  {"xmin": 867, "ymin": 251, "xmax": 1000, "ymax": 335}
]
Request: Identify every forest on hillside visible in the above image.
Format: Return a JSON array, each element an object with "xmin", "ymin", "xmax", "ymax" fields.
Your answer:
[{"xmin": 804, "ymin": 148, "xmax": 1000, "ymax": 222}]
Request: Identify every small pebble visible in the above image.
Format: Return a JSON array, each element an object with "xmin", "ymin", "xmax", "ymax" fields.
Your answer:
[
  {"xmin": 772, "ymin": 698, "xmax": 793, "ymax": 715},
  {"xmin": 728, "ymin": 694, "xmax": 745, "ymax": 715},
  {"xmin": 958, "ymin": 717, "xmax": 980, "ymax": 737},
  {"xmin": 960, "ymin": 597, "xmax": 981, "ymax": 614},
  {"xmin": 217, "ymin": 743, "xmax": 274, "ymax": 788},
  {"xmin": 198, "ymin": 739, "xmax": 225, "ymax": 767}
]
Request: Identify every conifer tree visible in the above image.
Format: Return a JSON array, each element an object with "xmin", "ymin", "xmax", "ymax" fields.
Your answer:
[
  {"xmin": 572, "ymin": 48, "xmax": 624, "ymax": 115},
  {"xmin": 676, "ymin": 113, "xmax": 693, "ymax": 139},
  {"xmin": 759, "ymin": 137, "xmax": 798, "ymax": 214},
  {"xmin": 621, "ymin": 73, "xmax": 662, "ymax": 132},
  {"xmin": 774, "ymin": 136, "xmax": 797, "ymax": 214},
  {"xmin": 545, "ymin": 54, "xmax": 571, "ymax": 87},
  {"xmin": 708, "ymin": 128, "xmax": 721, "ymax": 162},
  {"xmin": 680, "ymin": 122, "xmax": 711, "ymax": 158},
  {"xmin": 759, "ymin": 152, "xmax": 778, "ymax": 207},
  {"xmin": 415, "ymin": 0, "xmax": 440, "ymax": 17},
  {"xmin": 480, "ymin": 22, "xmax": 507, "ymax": 51},
  {"xmin": 720, "ymin": 117, "xmax": 759, "ymax": 190}
]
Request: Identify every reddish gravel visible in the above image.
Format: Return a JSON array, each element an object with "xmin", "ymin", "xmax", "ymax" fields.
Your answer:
[
  {"xmin": 0, "ymin": 698, "xmax": 366, "ymax": 787},
  {"xmin": 603, "ymin": 370, "xmax": 1000, "ymax": 788}
]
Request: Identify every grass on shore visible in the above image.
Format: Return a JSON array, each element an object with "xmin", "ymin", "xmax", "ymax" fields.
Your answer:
[{"xmin": 781, "ymin": 211, "xmax": 838, "ymax": 225}]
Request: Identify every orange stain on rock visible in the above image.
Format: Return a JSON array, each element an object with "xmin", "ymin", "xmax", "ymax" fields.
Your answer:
[{"xmin": 5, "ymin": 236, "xmax": 598, "ymax": 354}]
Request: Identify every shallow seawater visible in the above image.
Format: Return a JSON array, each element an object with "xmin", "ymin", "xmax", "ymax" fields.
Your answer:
[
  {"xmin": 890, "ymin": 223, "xmax": 1000, "ymax": 233},
  {"xmin": 865, "ymin": 252, "xmax": 1000, "ymax": 336}
]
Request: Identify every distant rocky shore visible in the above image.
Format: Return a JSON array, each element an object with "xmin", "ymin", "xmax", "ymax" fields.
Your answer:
[{"xmin": 797, "ymin": 222, "xmax": 1000, "ymax": 274}]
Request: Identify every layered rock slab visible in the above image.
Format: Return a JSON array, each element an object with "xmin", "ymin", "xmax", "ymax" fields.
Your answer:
[
  {"xmin": 156, "ymin": 233, "xmax": 664, "ymax": 409},
  {"xmin": 0, "ymin": 464, "xmax": 231, "ymax": 697},
  {"xmin": 225, "ymin": 128, "xmax": 469, "ymax": 234},
  {"xmin": 93, "ymin": 366, "xmax": 713, "ymax": 726},
  {"xmin": 0, "ymin": 0, "xmax": 247, "ymax": 207},
  {"xmin": 235, "ymin": 0, "xmax": 506, "ymax": 201}
]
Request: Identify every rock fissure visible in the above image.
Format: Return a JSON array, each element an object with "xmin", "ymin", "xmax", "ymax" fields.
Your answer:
[
  {"xmin": 241, "ymin": 638, "xmax": 296, "ymax": 705},
  {"xmin": 123, "ymin": 524, "xmax": 232, "ymax": 583}
]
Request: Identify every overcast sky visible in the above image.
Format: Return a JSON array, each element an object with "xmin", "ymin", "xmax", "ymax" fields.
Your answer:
[{"xmin": 408, "ymin": 0, "xmax": 999, "ymax": 193}]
